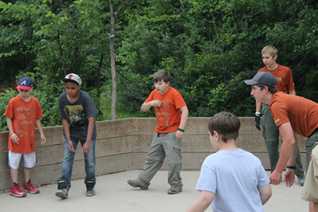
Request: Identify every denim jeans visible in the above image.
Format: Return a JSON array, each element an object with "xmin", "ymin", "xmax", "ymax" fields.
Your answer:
[{"xmin": 59, "ymin": 139, "xmax": 96, "ymax": 189}]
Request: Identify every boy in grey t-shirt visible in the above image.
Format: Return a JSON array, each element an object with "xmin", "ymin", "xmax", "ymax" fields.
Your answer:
[
  {"xmin": 55, "ymin": 73, "xmax": 98, "ymax": 199},
  {"xmin": 186, "ymin": 112, "xmax": 272, "ymax": 212}
]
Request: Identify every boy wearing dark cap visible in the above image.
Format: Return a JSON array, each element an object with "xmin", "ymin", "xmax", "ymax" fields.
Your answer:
[
  {"xmin": 255, "ymin": 45, "xmax": 305, "ymax": 185},
  {"xmin": 55, "ymin": 73, "xmax": 98, "ymax": 199},
  {"xmin": 245, "ymin": 72, "xmax": 318, "ymax": 211},
  {"xmin": 4, "ymin": 77, "xmax": 46, "ymax": 197}
]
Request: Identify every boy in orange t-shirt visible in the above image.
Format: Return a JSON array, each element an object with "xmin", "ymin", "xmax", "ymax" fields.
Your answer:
[
  {"xmin": 127, "ymin": 70, "xmax": 189, "ymax": 194},
  {"xmin": 245, "ymin": 72, "xmax": 318, "ymax": 211},
  {"xmin": 4, "ymin": 77, "xmax": 46, "ymax": 198}
]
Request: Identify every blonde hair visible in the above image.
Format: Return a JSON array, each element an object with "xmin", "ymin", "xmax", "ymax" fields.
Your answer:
[{"xmin": 261, "ymin": 45, "xmax": 278, "ymax": 58}]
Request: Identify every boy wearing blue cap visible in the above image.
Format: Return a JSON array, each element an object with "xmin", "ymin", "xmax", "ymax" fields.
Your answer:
[{"xmin": 4, "ymin": 77, "xmax": 46, "ymax": 198}]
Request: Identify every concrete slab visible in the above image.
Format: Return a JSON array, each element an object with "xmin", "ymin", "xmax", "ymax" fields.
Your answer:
[{"xmin": 0, "ymin": 171, "xmax": 308, "ymax": 212}]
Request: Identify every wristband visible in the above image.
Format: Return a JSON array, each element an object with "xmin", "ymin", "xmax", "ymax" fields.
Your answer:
[
  {"xmin": 151, "ymin": 101, "xmax": 153, "ymax": 106},
  {"xmin": 255, "ymin": 112, "xmax": 261, "ymax": 116},
  {"xmin": 177, "ymin": 128, "xmax": 184, "ymax": 132},
  {"xmin": 10, "ymin": 133, "xmax": 16, "ymax": 139},
  {"xmin": 286, "ymin": 166, "xmax": 296, "ymax": 169}
]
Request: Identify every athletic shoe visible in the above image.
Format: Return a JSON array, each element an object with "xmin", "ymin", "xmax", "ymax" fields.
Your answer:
[
  {"xmin": 10, "ymin": 183, "xmax": 26, "ymax": 198},
  {"xmin": 23, "ymin": 180, "xmax": 40, "ymax": 194},
  {"xmin": 297, "ymin": 175, "xmax": 305, "ymax": 186},
  {"xmin": 127, "ymin": 179, "xmax": 148, "ymax": 190},
  {"xmin": 55, "ymin": 180, "xmax": 68, "ymax": 199},
  {"xmin": 86, "ymin": 181, "xmax": 96, "ymax": 197},
  {"xmin": 167, "ymin": 186, "xmax": 182, "ymax": 195}
]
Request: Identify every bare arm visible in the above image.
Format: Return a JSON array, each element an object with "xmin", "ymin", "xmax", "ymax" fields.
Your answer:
[
  {"xmin": 289, "ymin": 89, "xmax": 296, "ymax": 95},
  {"xmin": 175, "ymin": 106, "xmax": 189, "ymax": 140},
  {"xmin": 270, "ymin": 123, "xmax": 296, "ymax": 185},
  {"xmin": 141, "ymin": 100, "xmax": 162, "ymax": 112},
  {"xmin": 186, "ymin": 191, "xmax": 214, "ymax": 212},
  {"xmin": 258, "ymin": 184, "xmax": 272, "ymax": 205},
  {"xmin": 62, "ymin": 119, "xmax": 75, "ymax": 152},
  {"xmin": 35, "ymin": 119, "xmax": 46, "ymax": 145},
  {"xmin": 6, "ymin": 116, "xmax": 19, "ymax": 144},
  {"xmin": 82, "ymin": 116, "xmax": 95, "ymax": 154},
  {"xmin": 256, "ymin": 101, "xmax": 262, "ymax": 113}
]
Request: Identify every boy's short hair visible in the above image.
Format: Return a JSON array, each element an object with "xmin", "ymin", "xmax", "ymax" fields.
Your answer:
[
  {"xmin": 256, "ymin": 83, "xmax": 277, "ymax": 94},
  {"xmin": 261, "ymin": 45, "xmax": 278, "ymax": 58},
  {"xmin": 152, "ymin": 70, "xmax": 171, "ymax": 83},
  {"xmin": 208, "ymin": 112, "xmax": 240, "ymax": 142}
]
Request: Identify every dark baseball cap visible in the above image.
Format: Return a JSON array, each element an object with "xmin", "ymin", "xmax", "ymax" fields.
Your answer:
[
  {"xmin": 16, "ymin": 77, "xmax": 33, "ymax": 90},
  {"xmin": 244, "ymin": 72, "xmax": 277, "ymax": 88}
]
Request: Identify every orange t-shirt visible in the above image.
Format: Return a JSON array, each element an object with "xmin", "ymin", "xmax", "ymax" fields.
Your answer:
[
  {"xmin": 258, "ymin": 65, "xmax": 295, "ymax": 93},
  {"xmin": 270, "ymin": 92, "xmax": 318, "ymax": 138},
  {"xmin": 4, "ymin": 96, "xmax": 43, "ymax": 154},
  {"xmin": 145, "ymin": 87, "xmax": 186, "ymax": 133}
]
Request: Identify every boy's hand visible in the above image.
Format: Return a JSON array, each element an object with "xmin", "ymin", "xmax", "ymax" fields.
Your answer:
[
  {"xmin": 40, "ymin": 134, "xmax": 46, "ymax": 145},
  {"xmin": 82, "ymin": 141, "xmax": 91, "ymax": 154},
  {"xmin": 255, "ymin": 114, "xmax": 261, "ymax": 130},
  {"xmin": 269, "ymin": 169, "xmax": 282, "ymax": 185},
  {"xmin": 175, "ymin": 130, "xmax": 184, "ymax": 140},
  {"xmin": 68, "ymin": 140, "xmax": 76, "ymax": 152},
  {"xmin": 283, "ymin": 168, "xmax": 295, "ymax": 187},
  {"xmin": 11, "ymin": 134, "xmax": 19, "ymax": 144},
  {"xmin": 152, "ymin": 100, "xmax": 162, "ymax": 108}
]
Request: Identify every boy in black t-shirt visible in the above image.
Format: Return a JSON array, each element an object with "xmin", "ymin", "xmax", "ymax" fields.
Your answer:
[{"xmin": 55, "ymin": 73, "xmax": 98, "ymax": 199}]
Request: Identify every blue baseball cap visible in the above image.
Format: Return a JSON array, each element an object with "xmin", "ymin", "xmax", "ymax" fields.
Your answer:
[
  {"xmin": 16, "ymin": 77, "xmax": 33, "ymax": 90},
  {"xmin": 244, "ymin": 72, "xmax": 277, "ymax": 88}
]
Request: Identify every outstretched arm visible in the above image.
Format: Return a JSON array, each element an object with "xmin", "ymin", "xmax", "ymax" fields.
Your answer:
[{"xmin": 270, "ymin": 122, "xmax": 296, "ymax": 185}]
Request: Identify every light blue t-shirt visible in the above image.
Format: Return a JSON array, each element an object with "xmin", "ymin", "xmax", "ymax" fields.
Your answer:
[{"xmin": 195, "ymin": 148, "xmax": 269, "ymax": 212}]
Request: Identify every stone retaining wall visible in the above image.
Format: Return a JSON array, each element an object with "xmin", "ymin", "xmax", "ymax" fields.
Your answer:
[{"xmin": 0, "ymin": 117, "xmax": 307, "ymax": 191}]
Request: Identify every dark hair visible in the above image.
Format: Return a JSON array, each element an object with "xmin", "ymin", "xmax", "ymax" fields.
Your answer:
[
  {"xmin": 208, "ymin": 112, "xmax": 240, "ymax": 142},
  {"xmin": 256, "ymin": 83, "xmax": 277, "ymax": 94},
  {"xmin": 152, "ymin": 70, "xmax": 171, "ymax": 83}
]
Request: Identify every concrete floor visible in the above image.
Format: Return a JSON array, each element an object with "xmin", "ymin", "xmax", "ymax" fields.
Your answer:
[{"xmin": 0, "ymin": 170, "xmax": 308, "ymax": 212}]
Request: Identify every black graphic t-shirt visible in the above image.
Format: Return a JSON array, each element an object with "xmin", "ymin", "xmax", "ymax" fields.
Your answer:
[{"xmin": 59, "ymin": 90, "xmax": 98, "ymax": 141}]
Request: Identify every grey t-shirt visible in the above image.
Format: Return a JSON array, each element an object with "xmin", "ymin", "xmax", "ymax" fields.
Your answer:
[{"xmin": 59, "ymin": 90, "xmax": 98, "ymax": 141}]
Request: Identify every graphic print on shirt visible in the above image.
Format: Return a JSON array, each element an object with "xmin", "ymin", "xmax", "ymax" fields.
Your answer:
[
  {"xmin": 15, "ymin": 106, "xmax": 36, "ymax": 138},
  {"xmin": 63, "ymin": 105, "xmax": 88, "ymax": 131},
  {"xmin": 154, "ymin": 99, "xmax": 170, "ymax": 127}
]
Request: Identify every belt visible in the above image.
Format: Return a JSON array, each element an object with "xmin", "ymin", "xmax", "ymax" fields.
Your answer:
[{"xmin": 309, "ymin": 128, "xmax": 318, "ymax": 138}]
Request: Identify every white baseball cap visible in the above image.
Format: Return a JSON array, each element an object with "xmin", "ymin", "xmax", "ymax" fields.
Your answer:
[{"xmin": 63, "ymin": 73, "xmax": 82, "ymax": 86}]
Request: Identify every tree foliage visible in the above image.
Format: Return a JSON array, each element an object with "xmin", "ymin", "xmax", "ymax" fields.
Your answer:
[{"xmin": 1, "ymin": 0, "xmax": 318, "ymax": 130}]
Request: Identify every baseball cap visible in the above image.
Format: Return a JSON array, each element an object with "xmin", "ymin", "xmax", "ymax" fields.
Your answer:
[
  {"xmin": 244, "ymin": 72, "xmax": 277, "ymax": 88},
  {"xmin": 63, "ymin": 73, "xmax": 82, "ymax": 86},
  {"xmin": 16, "ymin": 77, "xmax": 33, "ymax": 90}
]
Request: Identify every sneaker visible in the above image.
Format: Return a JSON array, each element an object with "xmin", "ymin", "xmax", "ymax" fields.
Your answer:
[
  {"xmin": 10, "ymin": 183, "xmax": 26, "ymax": 198},
  {"xmin": 55, "ymin": 180, "xmax": 68, "ymax": 199},
  {"xmin": 297, "ymin": 175, "xmax": 305, "ymax": 186},
  {"xmin": 127, "ymin": 179, "xmax": 148, "ymax": 190},
  {"xmin": 23, "ymin": 180, "xmax": 40, "ymax": 194},
  {"xmin": 167, "ymin": 186, "xmax": 182, "ymax": 194},
  {"xmin": 86, "ymin": 181, "xmax": 96, "ymax": 197}
]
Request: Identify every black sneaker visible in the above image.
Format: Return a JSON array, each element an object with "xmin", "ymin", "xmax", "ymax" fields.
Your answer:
[
  {"xmin": 86, "ymin": 181, "xmax": 95, "ymax": 197},
  {"xmin": 55, "ymin": 180, "xmax": 68, "ymax": 199}
]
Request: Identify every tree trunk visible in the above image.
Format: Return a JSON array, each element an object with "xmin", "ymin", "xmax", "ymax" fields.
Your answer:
[{"xmin": 109, "ymin": 0, "xmax": 117, "ymax": 120}]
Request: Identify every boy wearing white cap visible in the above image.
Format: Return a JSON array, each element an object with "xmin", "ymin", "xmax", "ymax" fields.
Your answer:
[{"xmin": 55, "ymin": 73, "xmax": 98, "ymax": 199}]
